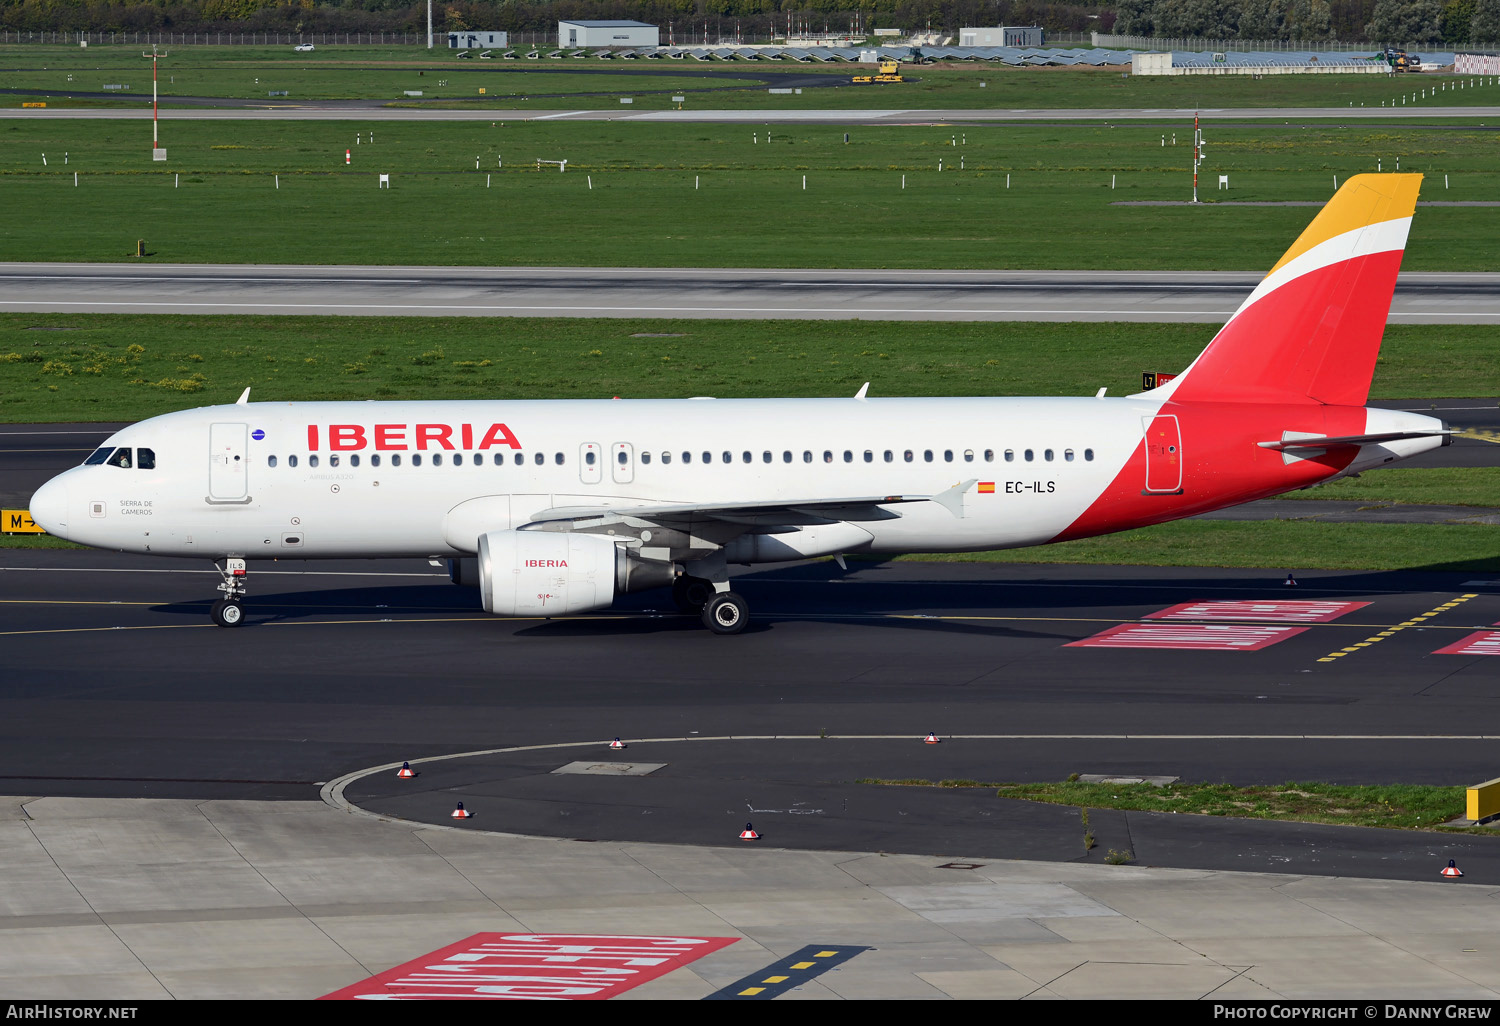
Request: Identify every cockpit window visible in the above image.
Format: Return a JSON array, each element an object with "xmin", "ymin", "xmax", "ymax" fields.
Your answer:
[
  {"xmin": 83, "ymin": 447, "xmax": 112, "ymax": 466},
  {"xmin": 105, "ymin": 448, "xmax": 133, "ymax": 469},
  {"xmin": 137, "ymin": 448, "xmax": 156, "ymax": 470}
]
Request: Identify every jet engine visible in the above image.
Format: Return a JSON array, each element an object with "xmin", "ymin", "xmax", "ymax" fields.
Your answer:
[{"xmin": 476, "ymin": 529, "xmax": 671, "ymax": 616}]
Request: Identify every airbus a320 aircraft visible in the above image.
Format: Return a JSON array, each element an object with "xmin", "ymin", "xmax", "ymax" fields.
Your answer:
[{"xmin": 29, "ymin": 174, "xmax": 1449, "ymax": 634}]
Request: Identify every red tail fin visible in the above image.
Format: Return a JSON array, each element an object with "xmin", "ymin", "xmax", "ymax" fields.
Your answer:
[{"xmin": 1146, "ymin": 173, "xmax": 1422, "ymax": 406}]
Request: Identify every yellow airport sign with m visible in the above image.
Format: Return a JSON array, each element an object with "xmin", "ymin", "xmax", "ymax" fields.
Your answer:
[{"xmin": 3, "ymin": 509, "xmax": 44, "ymax": 534}]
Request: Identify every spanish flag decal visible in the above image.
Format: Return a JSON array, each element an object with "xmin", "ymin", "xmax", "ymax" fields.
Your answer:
[{"xmin": 977, "ymin": 482, "xmax": 995, "ymax": 493}]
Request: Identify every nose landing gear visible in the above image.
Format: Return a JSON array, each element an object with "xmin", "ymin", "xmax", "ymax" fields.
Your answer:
[{"xmin": 211, "ymin": 557, "xmax": 248, "ymax": 628}]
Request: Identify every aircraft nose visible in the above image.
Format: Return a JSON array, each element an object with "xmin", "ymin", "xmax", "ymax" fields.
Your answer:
[{"xmin": 28, "ymin": 476, "xmax": 69, "ymax": 538}]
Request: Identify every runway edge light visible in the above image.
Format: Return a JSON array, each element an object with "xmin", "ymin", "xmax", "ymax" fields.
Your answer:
[
  {"xmin": 609, "ymin": 738, "xmax": 626, "ymax": 750},
  {"xmin": 451, "ymin": 801, "xmax": 472, "ymax": 820},
  {"xmin": 739, "ymin": 822, "xmax": 759, "ymax": 840},
  {"xmin": 925, "ymin": 732, "xmax": 941, "ymax": 744},
  {"xmin": 1442, "ymin": 859, "xmax": 1464, "ymax": 878},
  {"xmin": 1285, "ymin": 573, "xmax": 1298, "ymax": 587},
  {"xmin": 396, "ymin": 762, "xmax": 415, "ymax": 778}
]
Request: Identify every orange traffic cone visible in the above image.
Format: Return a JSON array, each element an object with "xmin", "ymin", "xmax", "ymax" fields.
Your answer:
[
  {"xmin": 739, "ymin": 822, "xmax": 759, "ymax": 840},
  {"xmin": 451, "ymin": 802, "xmax": 472, "ymax": 820},
  {"xmin": 1441, "ymin": 859, "xmax": 1463, "ymax": 878},
  {"xmin": 396, "ymin": 761, "xmax": 415, "ymax": 778},
  {"xmin": 924, "ymin": 732, "xmax": 940, "ymax": 744},
  {"xmin": 609, "ymin": 738, "xmax": 626, "ymax": 750}
]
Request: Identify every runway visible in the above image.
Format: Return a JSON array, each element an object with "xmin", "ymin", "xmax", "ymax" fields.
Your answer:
[
  {"xmin": 6, "ymin": 105, "xmax": 1500, "ymax": 124},
  {"xmin": 5, "ymin": 263, "xmax": 1500, "ymax": 323}
]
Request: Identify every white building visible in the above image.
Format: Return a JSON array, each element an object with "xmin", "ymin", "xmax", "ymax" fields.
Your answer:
[
  {"xmin": 558, "ymin": 20, "xmax": 660, "ymax": 49},
  {"xmin": 959, "ymin": 25, "xmax": 1043, "ymax": 47},
  {"xmin": 448, "ymin": 31, "xmax": 507, "ymax": 49}
]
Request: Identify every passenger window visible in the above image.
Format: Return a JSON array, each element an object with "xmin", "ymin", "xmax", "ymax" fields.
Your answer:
[
  {"xmin": 454, "ymin": 456, "xmax": 463, "ymax": 469},
  {"xmin": 1044, "ymin": 449, "xmax": 1054, "ymax": 462},
  {"xmin": 585, "ymin": 451, "xmax": 596, "ymax": 466},
  {"xmin": 391, "ymin": 454, "xmax": 401, "ymax": 467},
  {"xmin": 783, "ymin": 451, "xmax": 792, "ymax": 463},
  {"xmin": 83, "ymin": 447, "xmax": 112, "ymax": 466},
  {"xmin": 268, "ymin": 455, "xmax": 278, "ymax": 468},
  {"xmin": 1065, "ymin": 449, "xmax": 1074, "ymax": 462},
  {"xmin": 330, "ymin": 455, "xmax": 341, "ymax": 467},
  {"xmin": 309, "ymin": 455, "xmax": 320, "ymax": 468},
  {"xmin": 823, "ymin": 450, "xmax": 833, "ymax": 463},
  {"xmin": 372, "ymin": 454, "xmax": 382, "ymax": 467},
  {"xmin": 618, "ymin": 451, "xmax": 628, "ymax": 465},
  {"xmin": 555, "ymin": 453, "xmax": 564, "ymax": 466},
  {"xmin": 904, "ymin": 450, "xmax": 913, "ymax": 462},
  {"xmin": 884, "ymin": 450, "xmax": 893, "ymax": 462},
  {"xmin": 742, "ymin": 451, "xmax": 752, "ymax": 464},
  {"xmin": 106, "ymin": 448, "xmax": 132, "ymax": 469},
  {"xmin": 762, "ymin": 451, "xmax": 772, "ymax": 464},
  {"xmin": 719, "ymin": 451, "xmax": 729, "ymax": 464},
  {"xmin": 513, "ymin": 453, "xmax": 523, "ymax": 466},
  {"xmin": 642, "ymin": 452, "xmax": 652, "ymax": 465},
  {"xmin": 473, "ymin": 453, "xmax": 482, "ymax": 466},
  {"xmin": 662, "ymin": 452, "xmax": 672, "ymax": 465},
  {"xmin": 289, "ymin": 455, "xmax": 299, "ymax": 468},
  {"xmin": 137, "ymin": 448, "xmax": 156, "ymax": 470},
  {"xmin": 923, "ymin": 450, "xmax": 933, "ymax": 463},
  {"xmin": 843, "ymin": 451, "xmax": 853, "ymax": 463},
  {"xmin": 864, "ymin": 450, "xmax": 873, "ymax": 463},
  {"xmin": 432, "ymin": 454, "xmax": 442, "ymax": 466},
  {"xmin": 803, "ymin": 451, "xmax": 812, "ymax": 463},
  {"xmin": 984, "ymin": 449, "xmax": 994, "ymax": 462},
  {"xmin": 411, "ymin": 454, "xmax": 421, "ymax": 466},
  {"xmin": 964, "ymin": 449, "xmax": 974, "ymax": 463},
  {"xmin": 350, "ymin": 454, "xmax": 360, "ymax": 467},
  {"xmin": 683, "ymin": 452, "xmax": 692, "ymax": 464},
  {"xmin": 1024, "ymin": 449, "xmax": 1034, "ymax": 462},
  {"xmin": 943, "ymin": 450, "xmax": 953, "ymax": 462},
  {"xmin": 533, "ymin": 452, "xmax": 544, "ymax": 465},
  {"xmin": 703, "ymin": 451, "xmax": 712, "ymax": 464},
  {"xmin": 1004, "ymin": 449, "xmax": 1014, "ymax": 462},
  {"xmin": 1085, "ymin": 448, "xmax": 1095, "ymax": 461}
]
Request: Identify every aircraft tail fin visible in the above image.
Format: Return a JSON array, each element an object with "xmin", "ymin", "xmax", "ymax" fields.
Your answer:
[{"xmin": 1142, "ymin": 173, "xmax": 1421, "ymax": 407}]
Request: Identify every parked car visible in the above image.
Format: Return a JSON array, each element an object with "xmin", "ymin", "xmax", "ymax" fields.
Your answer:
[{"xmin": 294, "ymin": 43, "xmax": 314, "ymax": 52}]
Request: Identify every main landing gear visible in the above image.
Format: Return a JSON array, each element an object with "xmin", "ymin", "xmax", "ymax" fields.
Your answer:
[
  {"xmin": 211, "ymin": 557, "xmax": 248, "ymax": 628},
  {"xmin": 674, "ymin": 571, "xmax": 749, "ymax": 635}
]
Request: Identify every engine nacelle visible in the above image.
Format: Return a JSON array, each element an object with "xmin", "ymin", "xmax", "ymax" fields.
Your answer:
[{"xmin": 476, "ymin": 530, "xmax": 672, "ymax": 615}]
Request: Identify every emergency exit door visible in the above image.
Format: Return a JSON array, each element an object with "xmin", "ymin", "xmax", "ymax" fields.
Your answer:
[
  {"xmin": 1142, "ymin": 414, "xmax": 1182, "ymax": 494},
  {"xmin": 209, "ymin": 422, "xmax": 249, "ymax": 501}
]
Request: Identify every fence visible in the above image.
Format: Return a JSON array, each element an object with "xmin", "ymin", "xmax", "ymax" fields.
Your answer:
[
  {"xmin": 1456, "ymin": 53, "xmax": 1500, "ymax": 74},
  {"xmin": 1092, "ymin": 32, "xmax": 1441, "ymax": 52}
]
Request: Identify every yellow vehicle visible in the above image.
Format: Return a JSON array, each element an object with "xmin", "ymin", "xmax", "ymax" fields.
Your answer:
[{"xmin": 853, "ymin": 57, "xmax": 903, "ymax": 83}]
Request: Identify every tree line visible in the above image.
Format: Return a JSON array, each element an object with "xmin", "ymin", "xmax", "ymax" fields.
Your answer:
[
  {"xmin": 1112, "ymin": 0, "xmax": 1500, "ymax": 44},
  {"xmin": 1, "ymin": 0, "xmax": 1495, "ymax": 44},
  {"xmin": 0, "ymin": 1, "xmax": 1117, "ymax": 37}
]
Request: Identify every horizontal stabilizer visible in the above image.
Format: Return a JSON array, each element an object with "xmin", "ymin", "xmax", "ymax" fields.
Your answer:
[{"xmin": 1257, "ymin": 429, "xmax": 1451, "ymax": 451}]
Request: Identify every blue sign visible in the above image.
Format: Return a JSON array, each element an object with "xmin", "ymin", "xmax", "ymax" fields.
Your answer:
[{"xmin": 251, "ymin": 428, "xmax": 265, "ymax": 441}]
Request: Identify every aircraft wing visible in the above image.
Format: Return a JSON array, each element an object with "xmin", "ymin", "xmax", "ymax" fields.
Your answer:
[{"xmin": 527, "ymin": 480, "xmax": 976, "ymax": 527}]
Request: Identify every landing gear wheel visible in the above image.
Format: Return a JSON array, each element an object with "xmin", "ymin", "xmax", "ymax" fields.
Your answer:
[
  {"xmin": 701, "ymin": 591, "xmax": 749, "ymax": 635},
  {"xmin": 210, "ymin": 599, "xmax": 245, "ymax": 628},
  {"xmin": 672, "ymin": 575, "xmax": 714, "ymax": 614}
]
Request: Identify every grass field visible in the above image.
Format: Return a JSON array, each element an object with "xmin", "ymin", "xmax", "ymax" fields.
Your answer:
[
  {"xmin": 857, "ymin": 778, "xmax": 1467, "ymax": 832},
  {"xmin": 3, "ymin": 313, "xmax": 1497, "ymax": 422},
  {"xmin": 1282, "ymin": 466, "xmax": 1500, "ymax": 506},
  {"xmin": 2, "ymin": 120, "xmax": 1498, "ymax": 268},
  {"xmin": 3, "ymin": 44, "xmax": 1496, "ymax": 111}
]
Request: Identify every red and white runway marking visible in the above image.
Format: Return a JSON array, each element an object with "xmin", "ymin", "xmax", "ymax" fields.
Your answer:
[
  {"xmin": 1433, "ymin": 631, "xmax": 1500, "ymax": 657},
  {"xmin": 1067, "ymin": 623, "xmax": 1308, "ymax": 651},
  {"xmin": 1145, "ymin": 600, "xmax": 1370, "ymax": 623}
]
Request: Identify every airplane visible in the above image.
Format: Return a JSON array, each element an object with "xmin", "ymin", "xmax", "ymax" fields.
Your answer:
[{"xmin": 27, "ymin": 173, "xmax": 1449, "ymax": 634}]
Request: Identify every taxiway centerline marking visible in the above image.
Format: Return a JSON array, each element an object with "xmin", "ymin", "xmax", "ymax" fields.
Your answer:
[{"xmin": 1315, "ymin": 594, "xmax": 1479, "ymax": 663}]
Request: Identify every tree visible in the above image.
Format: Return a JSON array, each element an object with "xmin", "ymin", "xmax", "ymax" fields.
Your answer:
[
  {"xmin": 1442, "ymin": 0, "xmax": 1474, "ymax": 40},
  {"xmin": 1366, "ymin": 0, "xmax": 1444, "ymax": 40},
  {"xmin": 1470, "ymin": 0, "xmax": 1500, "ymax": 39}
]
